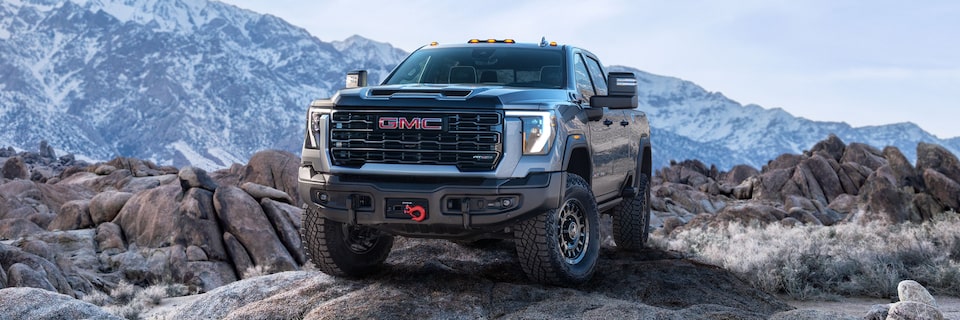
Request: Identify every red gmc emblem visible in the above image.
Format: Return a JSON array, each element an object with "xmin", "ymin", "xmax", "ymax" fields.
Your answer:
[{"xmin": 378, "ymin": 117, "xmax": 443, "ymax": 130}]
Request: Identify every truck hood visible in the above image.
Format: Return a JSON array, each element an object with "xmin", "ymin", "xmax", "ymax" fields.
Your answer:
[{"xmin": 331, "ymin": 84, "xmax": 571, "ymax": 110}]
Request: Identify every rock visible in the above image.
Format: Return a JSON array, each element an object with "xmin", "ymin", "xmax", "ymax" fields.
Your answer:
[
  {"xmin": 114, "ymin": 185, "xmax": 227, "ymax": 262},
  {"xmin": 88, "ymin": 191, "xmax": 133, "ymax": 225},
  {"xmin": 187, "ymin": 245, "xmax": 208, "ymax": 261},
  {"xmin": 0, "ymin": 146, "xmax": 15, "ymax": 157},
  {"xmin": 58, "ymin": 153, "xmax": 75, "ymax": 165},
  {"xmin": 922, "ymin": 169, "xmax": 960, "ymax": 211},
  {"xmin": 787, "ymin": 155, "xmax": 840, "ymax": 205},
  {"xmin": 94, "ymin": 165, "xmax": 116, "ymax": 175},
  {"xmin": 6, "ymin": 262, "xmax": 57, "ymax": 292},
  {"xmin": 755, "ymin": 168, "xmax": 794, "ymax": 202},
  {"xmin": 0, "ymin": 218, "xmax": 46, "ymax": 239},
  {"xmin": 779, "ymin": 217, "xmax": 802, "ymax": 227},
  {"xmin": 838, "ymin": 162, "xmax": 872, "ymax": 195},
  {"xmin": 179, "ymin": 166, "xmax": 218, "ymax": 192},
  {"xmin": 856, "ymin": 166, "xmax": 915, "ymax": 224},
  {"xmin": 0, "ymin": 180, "xmax": 95, "ymax": 217},
  {"xmin": 214, "ymin": 186, "xmax": 297, "ymax": 273},
  {"xmin": 239, "ymin": 150, "xmax": 301, "ymax": 205},
  {"xmin": 886, "ymin": 301, "xmax": 944, "ymax": 320},
  {"xmin": 660, "ymin": 216, "xmax": 683, "ymax": 235},
  {"xmin": 765, "ymin": 153, "xmax": 804, "ymax": 172},
  {"xmin": 94, "ymin": 222, "xmax": 125, "ymax": 254},
  {"xmin": 898, "ymin": 280, "xmax": 938, "ymax": 308},
  {"xmin": 865, "ymin": 303, "xmax": 890, "ymax": 320},
  {"xmin": 30, "ymin": 166, "xmax": 54, "ymax": 183},
  {"xmin": 47, "ymin": 200, "xmax": 93, "ymax": 231},
  {"xmin": 808, "ymin": 134, "xmax": 846, "ymax": 162},
  {"xmin": 187, "ymin": 260, "xmax": 238, "ymax": 292},
  {"xmin": 39, "ymin": 140, "xmax": 56, "ymax": 159},
  {"xmin": 0, "ymin": 287, "xmax": 121, "ymax": 320},
  {"xmin": 841, "ymin": 143, "xmax": 886, "ymax": 171},
  {"xmin": 17, "ymin": 239, "xmax": 54, "ymax": 262},
  {"xmin": 714, "ymin": 203, "xmax": 786, "ymax": 226},
  {"xmin": 787, "ymin": 208, "xmax": 823, "ymax": 226},
  {"xmin": 912, "ymin": 193, "xmax": 942, "ymax": 221},
  {"xmin": 166, "ymin": 256, "xmax": 794, "ymax": 320},
  {"xmin": 884, "ymin": 146, "xmax": 923, "ymax": 190},
  {"xmin": 722, "ymin": 164, "xmax": 760, "ymax": 186},
  {"xmin": 2, "ymin": 156, "xmax": 29, "ymax": 180},
  {"xmin": 222, "ymin": 232, "xmax": 253, "ymax": 278},
  {"xmin": 241, "ymin": 182, "xmax": 294, "ymax": 204},
  {"xmin": 260, "ymin": 199, "xmax": 306, "ymax": 264},
  {"xmin": 0, "ymin": 261, "xmax": 6, "ymax": 288},
  {"xmin": 0, "ymin": 244, "xmax": 73, "ymax": 296},
  {"xmin": 827, "ymin": 193, "xmax": 858, "ymax": 215},
  {"xmin": 916, "ymin": 142, "xmax": 960, "ymax": 183}
]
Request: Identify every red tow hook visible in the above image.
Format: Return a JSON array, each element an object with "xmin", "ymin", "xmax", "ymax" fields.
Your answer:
[{"xmin": 404, "ymin": 204, "xmax": 427, "ymax": 222}]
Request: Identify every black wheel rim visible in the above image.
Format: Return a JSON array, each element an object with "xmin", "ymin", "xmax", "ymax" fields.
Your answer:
[
  {"xmin": 556, "ymin": 198, "xmax": 589, "ymax": 264},
  {"xmin": 342, "ymin": 224, "xmax": 381, "ymax": 254}
]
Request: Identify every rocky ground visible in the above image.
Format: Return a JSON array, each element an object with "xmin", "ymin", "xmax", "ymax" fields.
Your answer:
[{"xmin": 1, "ymin": 136, "xmax": 958, "ymax": 319}]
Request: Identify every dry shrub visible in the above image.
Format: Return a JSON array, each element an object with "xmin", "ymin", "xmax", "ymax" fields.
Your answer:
[
  {"xmin": 135, "ymin": 285, "xmax": 167, "ymax": 306},
  {"xmin": 81, "ymin": 290, "xmax": 113, "ymax": 307},
  {"xmin": 651, "ymin": 213, "xmax": 960, "ymax": 299},
  {"xmin": 242, "ymin": 265, "xmax": 273, "ymax": 278},
  {"xmin": 110, "ymin": 281, "xmax": 139, "ymax": 305}
]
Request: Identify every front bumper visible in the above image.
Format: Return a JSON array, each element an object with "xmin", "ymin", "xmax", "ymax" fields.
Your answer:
[{"xmin": 298, "ymin": 168, "xmax": 564, "ymax": 239}]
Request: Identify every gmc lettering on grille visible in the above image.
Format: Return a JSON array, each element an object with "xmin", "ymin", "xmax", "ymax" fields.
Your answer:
[{"xmin": 378, "ymin": 117, "xmax": 443, "ymax": 130}]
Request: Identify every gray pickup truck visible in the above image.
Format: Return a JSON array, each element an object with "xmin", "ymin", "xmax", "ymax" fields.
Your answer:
[{"xmin": 299, "ymin": 38, "xmax": 652, "ymax": 285}]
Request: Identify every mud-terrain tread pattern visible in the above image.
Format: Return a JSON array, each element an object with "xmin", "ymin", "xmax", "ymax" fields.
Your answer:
[
  {"xmin": 514, "ymin": 173, "xmax": 599, "ymax": 286},
  {"xmin": 612, "ymin": 174, "xmax": 650, "ymax": 251},
  {"xmin": 301, "ymin": 207, "xmax": 392, "ymax": 277}
]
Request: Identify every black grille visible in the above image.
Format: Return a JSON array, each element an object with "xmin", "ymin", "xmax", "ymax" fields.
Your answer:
[{"xmin": 329, "ymin": 111, "xmax": 502, "ymax": 171}]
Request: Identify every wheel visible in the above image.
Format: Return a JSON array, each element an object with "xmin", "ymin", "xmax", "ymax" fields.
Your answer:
[
  {"xmin": 514, "ymin": 173, "xmax": 600, "ymax": 286},
  {"xmin": 612, "ymin": 173, "xmax": 651, "ymax": 251},
  {"xmin": 301, "ymin": 207, "xmax": 394, "ymax": 277}
]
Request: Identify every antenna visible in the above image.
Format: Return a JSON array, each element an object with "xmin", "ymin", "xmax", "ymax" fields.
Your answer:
[{"xmin": 539, "ymin": 36, "xmax": 547, "ymax": 47}]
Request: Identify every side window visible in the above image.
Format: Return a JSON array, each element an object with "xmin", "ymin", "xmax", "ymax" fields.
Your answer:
[
  {"xmin": 585, "ymin": 57, "xmax": 608, "ymax": 96},
  {"xmin": 574, "ymin": 54, "xmax": 595, "ymax": 100}
]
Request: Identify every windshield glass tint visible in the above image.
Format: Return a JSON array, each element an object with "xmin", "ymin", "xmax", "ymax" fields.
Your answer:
[{"xmin": 384, "ymin": 47, "xmax": 564, "ymax": 89}]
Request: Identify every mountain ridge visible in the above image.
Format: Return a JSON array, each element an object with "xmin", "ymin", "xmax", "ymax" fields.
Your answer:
[{"xmin": 2, "ymin": 0, "xmax": 957, "ymax": 170}]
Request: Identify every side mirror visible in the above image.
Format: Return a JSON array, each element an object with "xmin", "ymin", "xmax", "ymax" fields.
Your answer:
[
  {"xmin": 345, "ymin": 70, "xmax": 368, "ymax": 88},
  {"xmin": 590, "ymin": 72, "xmax": 638, "ymax": 109}
]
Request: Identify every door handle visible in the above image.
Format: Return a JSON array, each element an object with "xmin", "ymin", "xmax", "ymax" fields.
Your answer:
[
  {"xmin": 620, "ymin": 120, "xmax": 629, "ymax": 126},
  {"xmin": 603, "ymin": 119, "xmax": 613, "ymax": 126}
]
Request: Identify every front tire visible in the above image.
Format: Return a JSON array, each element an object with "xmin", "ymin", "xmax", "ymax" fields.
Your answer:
[
  {"xmin": 515, "ymin": 173, "xmax": 600, "ymax": 286},
  {"xmin": 301, "ymin": 207, "xmax": 394, "ymax": 277},
  {"xmin": 612, "ymin": 174, "xmax": 651, "ymax": 251}
]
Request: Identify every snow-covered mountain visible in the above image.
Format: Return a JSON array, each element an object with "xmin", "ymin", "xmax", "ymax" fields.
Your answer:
[
  {"xmin": 1, "ymin": 0, "xmax": 957, "ymax": 171},
  {"xmin": 611, "ymin": 66, "xmax": 960, "ymax": 169},
  {"xmin": 0, "ymin": 0, "xmax": 402, "ymax": 169}
]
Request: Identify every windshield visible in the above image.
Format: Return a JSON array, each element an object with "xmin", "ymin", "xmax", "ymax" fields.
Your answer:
[{"xmin": 383, "ymin": 47, "xmax": 564, "ymax": 89}]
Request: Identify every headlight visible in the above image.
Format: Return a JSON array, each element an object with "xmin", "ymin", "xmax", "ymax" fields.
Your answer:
[
  {"xmin": 506, "ymin": 111, "xmax": 556, "ymax": 155},
  {"xmin": 304, "ymin": 108, "xmax": 330, "ymax": 149}
]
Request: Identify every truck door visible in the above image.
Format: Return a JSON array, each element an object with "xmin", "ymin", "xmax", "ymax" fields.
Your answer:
[{"xmin": 574, "ymin": 53, "xmax": 623, "ymax": 201}]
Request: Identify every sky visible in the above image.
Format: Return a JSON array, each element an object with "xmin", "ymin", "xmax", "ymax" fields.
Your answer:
[{"xmin": 219, "ymin": 0, "xmax": 960, "ymax": 139}]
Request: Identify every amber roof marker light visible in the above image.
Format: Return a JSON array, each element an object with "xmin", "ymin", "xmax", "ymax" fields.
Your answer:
[{"xmin": 467, "ymin": 38, "xmax": 517, "ymax": 44}]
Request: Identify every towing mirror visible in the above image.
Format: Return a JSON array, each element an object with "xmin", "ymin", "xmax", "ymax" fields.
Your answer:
[
  {"xmin": 590, "ymin": 72, "xmax": 638, "ymax": 109},
  {"xmin": 346, "ymin": 70, "xmax": 368, "ymax": 88}
]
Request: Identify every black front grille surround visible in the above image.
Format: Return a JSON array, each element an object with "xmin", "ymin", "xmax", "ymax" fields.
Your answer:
[{"xmin": 329, "ymin": 111, "xmax": 503, "ymax": 171}]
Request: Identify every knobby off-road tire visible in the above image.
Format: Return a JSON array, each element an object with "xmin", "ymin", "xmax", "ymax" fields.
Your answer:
[
  {"xmin": 612, "ymin": 173, "xmax": 651, "ymax": 251},
  {"xmin": 514, "ymin": 173, "xmax": 600, "ymax": 286},
  {"xmin": 301, "ymin": 207, "xmax": 393, "ymax": 277}
]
